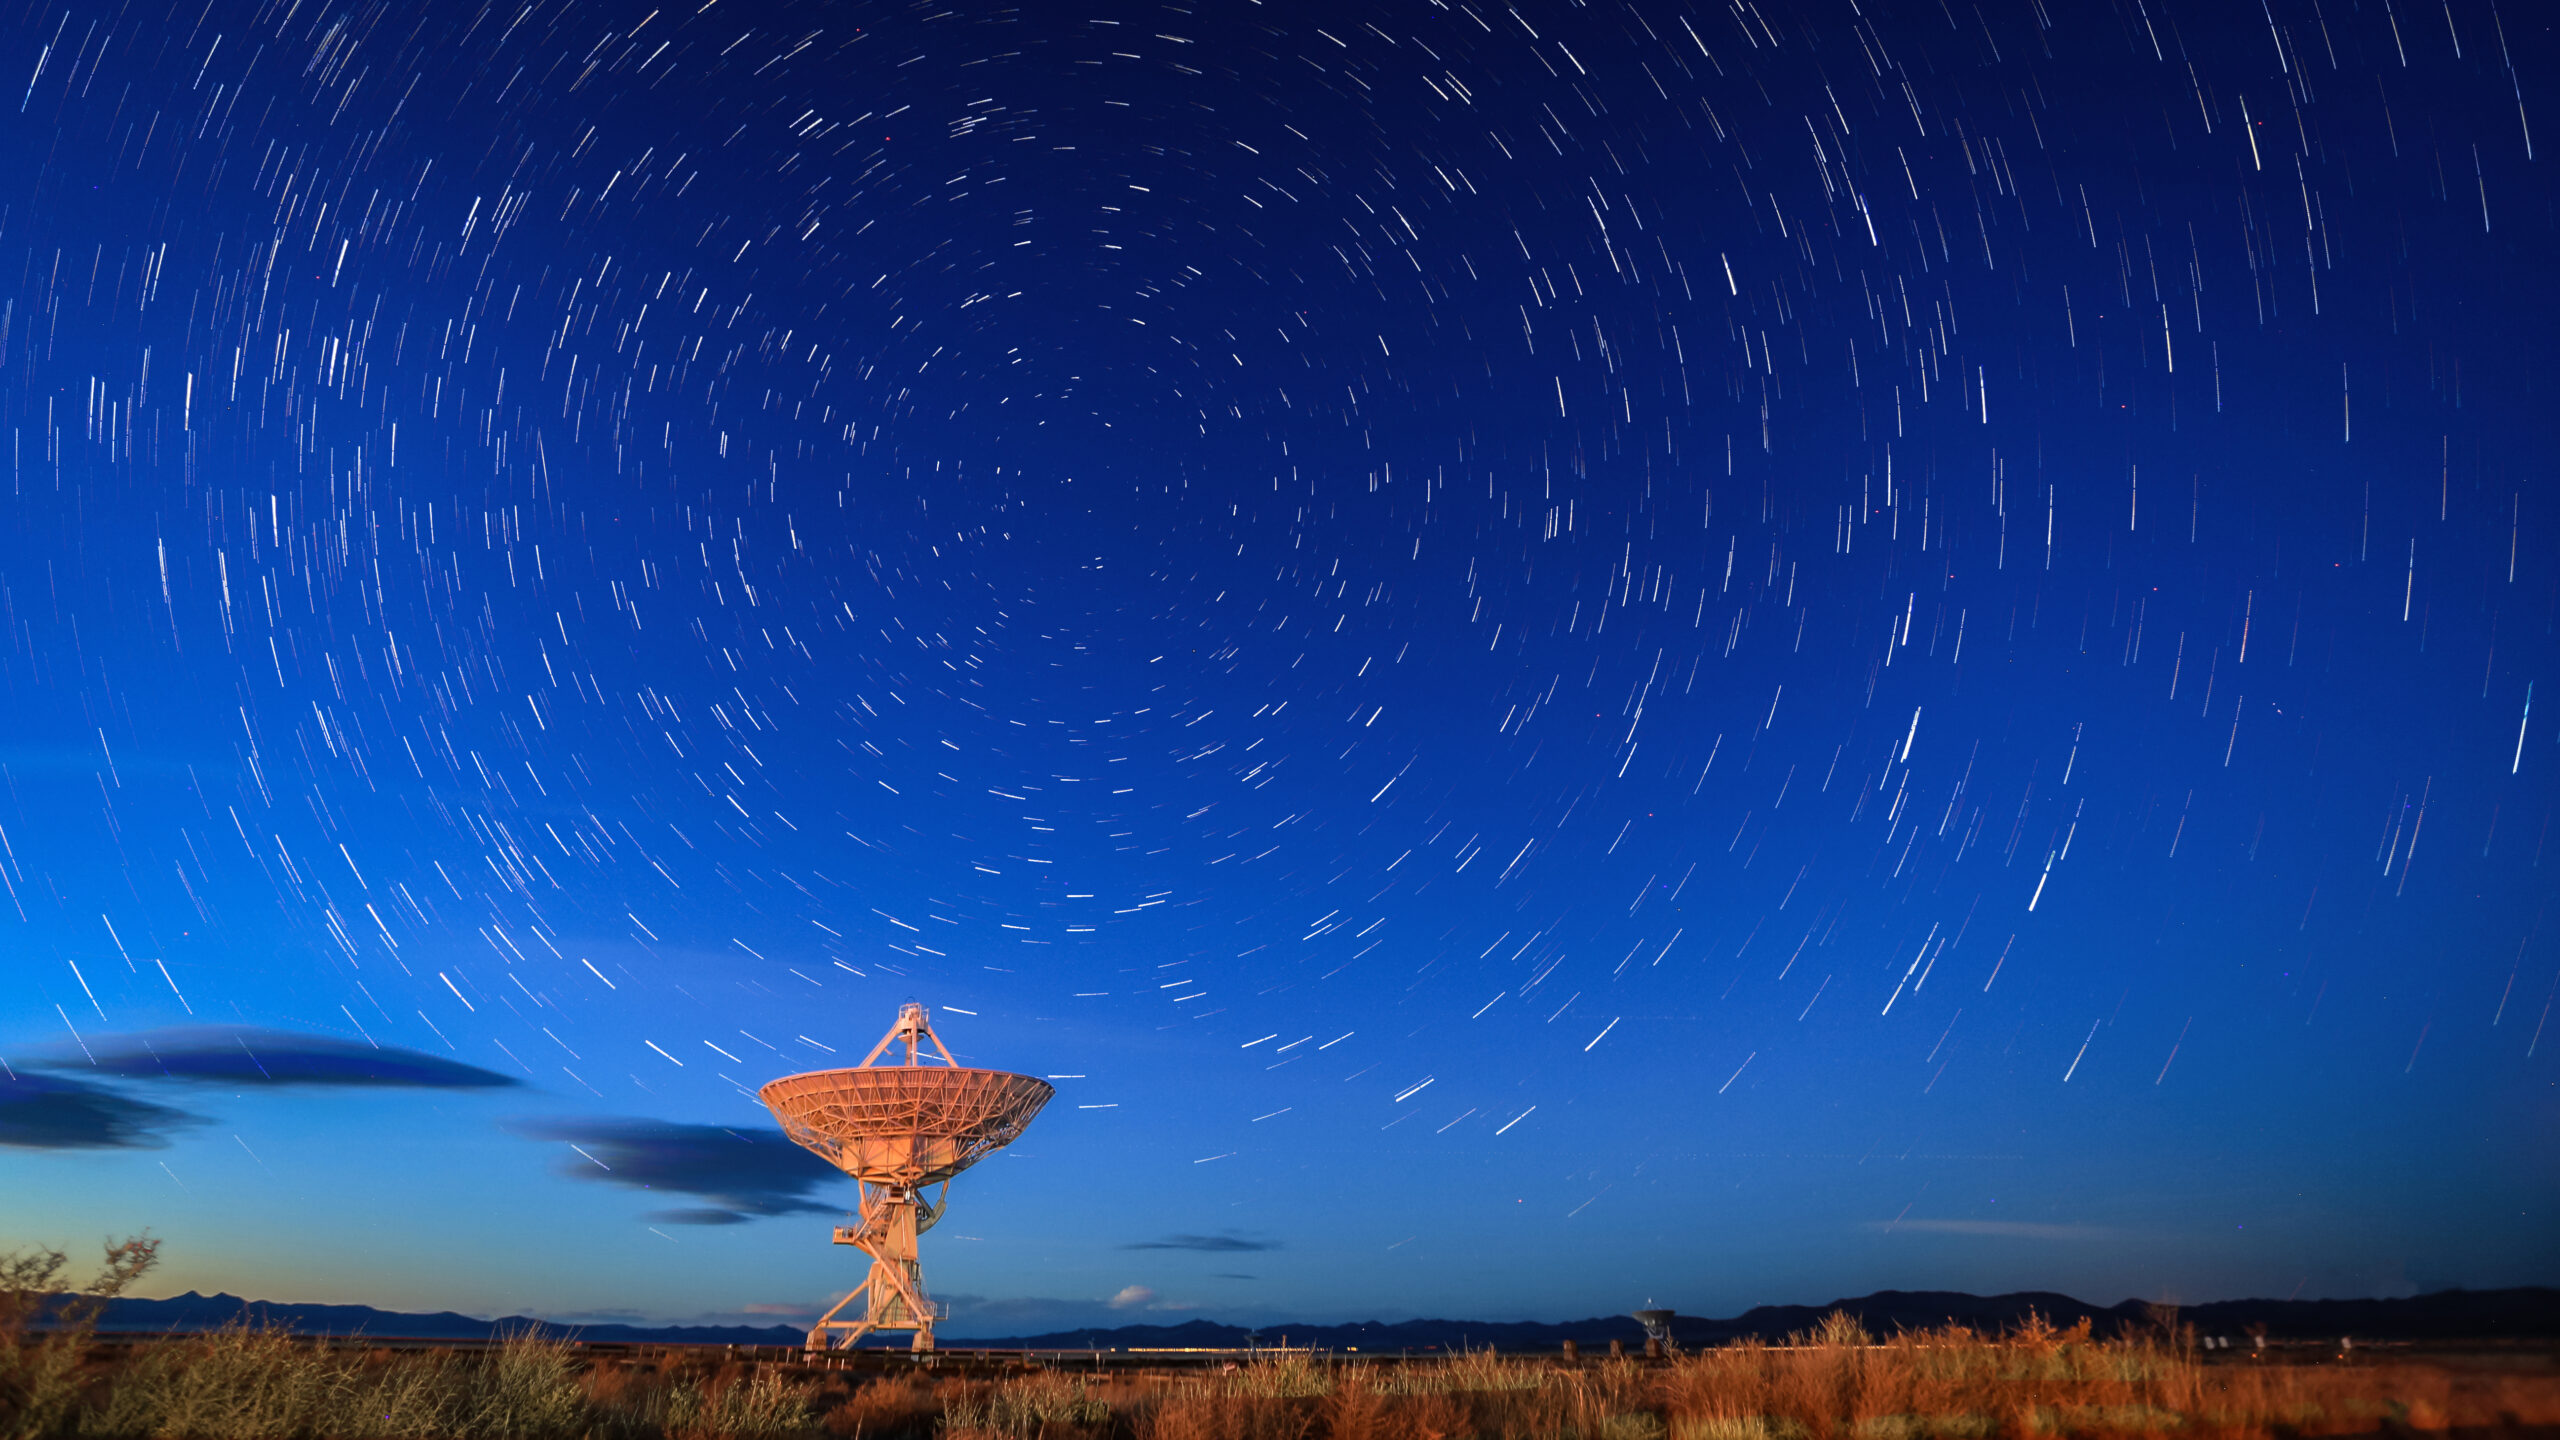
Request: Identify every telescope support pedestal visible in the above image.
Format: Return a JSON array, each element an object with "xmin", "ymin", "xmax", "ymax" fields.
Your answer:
[{"xmin": 806, "ymin": 1181, "xmax": 946, "ymax": 1353}]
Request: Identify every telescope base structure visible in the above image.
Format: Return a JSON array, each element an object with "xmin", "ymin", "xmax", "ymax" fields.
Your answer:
[
  {"xmin": 761, "ymin": 1007, "xmax": 1052, "ymax": 1357},
  {"xmin": 807, "ymin": 1182, "xmax": 948, "ymax": 1353}
]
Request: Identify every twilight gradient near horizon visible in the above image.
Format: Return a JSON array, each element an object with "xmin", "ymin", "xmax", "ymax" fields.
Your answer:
[{"xmin": 0, "ymin": 0, "xmax": 2554, "ymax": 1333}]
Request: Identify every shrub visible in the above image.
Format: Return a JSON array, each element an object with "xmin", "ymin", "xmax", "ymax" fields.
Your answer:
[{"xmin": 0, "ymin": 1235, "xmax": 158, "ymax": 1440}]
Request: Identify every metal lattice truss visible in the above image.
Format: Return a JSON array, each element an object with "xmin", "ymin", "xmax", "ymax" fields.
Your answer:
[{"xmin": 757, "ymin": 1004, "xmax": 1053, "ymax": 1351}]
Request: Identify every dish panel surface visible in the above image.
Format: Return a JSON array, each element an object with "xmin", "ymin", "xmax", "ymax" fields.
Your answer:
[{"xmin": 760, "ymin": 1067, "xmax": 1053, "ymax": 1183}]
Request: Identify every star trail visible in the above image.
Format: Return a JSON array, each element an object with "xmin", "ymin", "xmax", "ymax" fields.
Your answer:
[{"xmin": 0, "ymin": 0, "xmax": 2551, "ymax": 1328}]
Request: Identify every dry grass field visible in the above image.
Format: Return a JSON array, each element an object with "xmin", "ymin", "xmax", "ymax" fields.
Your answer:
[
  {"xmin": 8, "ymin": 1244, "xmax": 2556, "ymax": 1440},
  {"xmin": 2, "ymin": 1313, "xmax": 2554, "ymax": 1440}
]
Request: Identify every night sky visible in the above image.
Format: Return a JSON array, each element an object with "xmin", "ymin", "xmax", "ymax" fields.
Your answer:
[{"xmin": 1, "ymin": 0, "xmax": 2554, "ymax": 1336}]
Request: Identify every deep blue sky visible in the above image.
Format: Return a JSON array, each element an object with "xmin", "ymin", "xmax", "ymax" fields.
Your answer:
[{"xmin": 1, "ymin": 0, "xmax": 2553, "ymax": 1335}]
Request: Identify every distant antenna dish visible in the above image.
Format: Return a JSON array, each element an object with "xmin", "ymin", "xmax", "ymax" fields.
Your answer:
[
  {"xmin": 761, "ymin": 1002, "xmax": 1052, "ymax": 1353},
  {"xmin": 1632, "ymin": 1309, "xmax": 1677, "ymax": 1345}
]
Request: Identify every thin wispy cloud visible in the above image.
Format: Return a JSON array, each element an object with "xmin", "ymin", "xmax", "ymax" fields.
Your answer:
[
  {"xmin": 1865, "ymin": 1219, "xmax": 2120, "ymax": 1241},
  {"xmin": 31, "ymin": 1028, "xmax": 519, "ymax": 1089},
  {"xmin": 0, "ymin": 1072, "xmax": 204, "ymax": 1150},
  {"xmin": 509, "ymin": 1117, "xmax": 847, "ymax": 1225}
]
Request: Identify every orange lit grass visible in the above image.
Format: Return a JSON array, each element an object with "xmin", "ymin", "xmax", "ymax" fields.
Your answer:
[{"xmin": 9, "ymin": 1255, "xmax": 2554, "ymax": 1440}]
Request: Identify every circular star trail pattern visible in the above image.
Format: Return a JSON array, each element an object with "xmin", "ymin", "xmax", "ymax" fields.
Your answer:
[{"xmin": 0, "ymin": 0, "xmax": 2552, "ymax": 1320}]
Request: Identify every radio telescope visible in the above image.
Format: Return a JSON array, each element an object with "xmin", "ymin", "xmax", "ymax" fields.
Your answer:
[{"xmin": 760, "ymin": 1002, "xmax": 1052, "ymax": 1352}]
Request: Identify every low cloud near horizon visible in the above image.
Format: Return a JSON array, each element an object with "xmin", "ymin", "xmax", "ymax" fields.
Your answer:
[{"xmin": 921, "ymin": 1291, "xmax": 1229, "ymax": 1336}]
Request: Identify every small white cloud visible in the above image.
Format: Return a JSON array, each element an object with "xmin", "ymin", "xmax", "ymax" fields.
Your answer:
[{"xmin": 1109, "ymin": 1285, "xmax": 1158, "ymax": 1309}]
